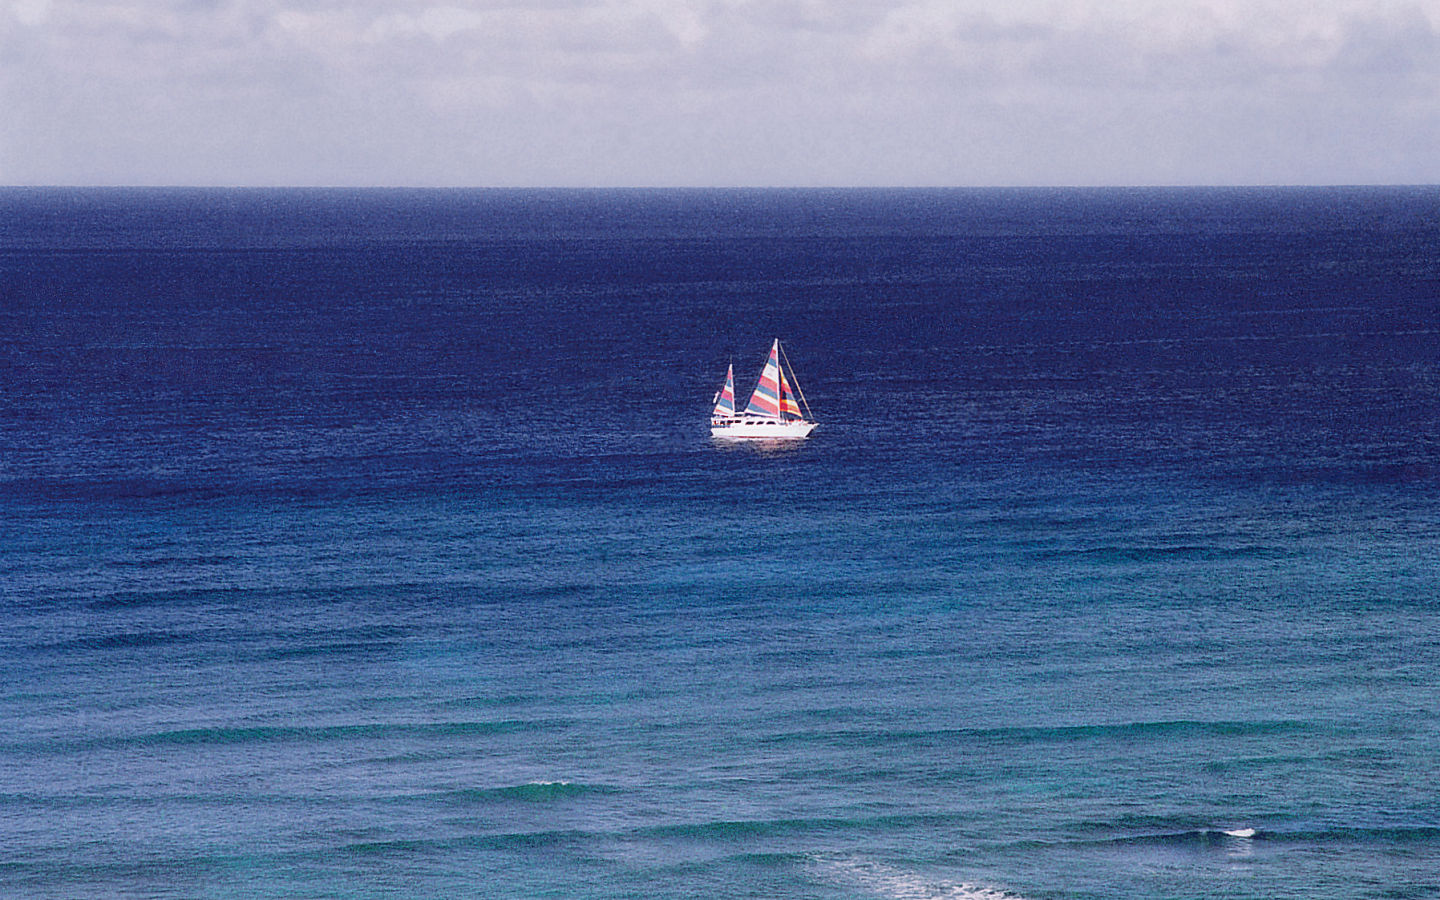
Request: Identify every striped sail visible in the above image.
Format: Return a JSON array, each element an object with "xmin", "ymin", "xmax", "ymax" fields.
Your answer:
[
  {"xmin": 712, "ymin": 364, "xmax": 736, "ymax": 419},
  {"xmin": 711, "ymin": 339, "xmax": 815, "ymax": 439},
  {"xmin": 779, "ymin": 369, "xmax": 803, "ymax": 420},
  {"xmin": 742, "ymin": 340, "xmax": 784, "ymax": 419}
]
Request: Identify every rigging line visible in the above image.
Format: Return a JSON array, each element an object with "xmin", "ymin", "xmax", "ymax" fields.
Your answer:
[{"xmin": 777, "ymin": 341, "xmax": 814, "ymax": 420}]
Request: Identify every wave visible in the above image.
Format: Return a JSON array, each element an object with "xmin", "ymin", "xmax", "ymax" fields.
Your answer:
[
  {"xmin": 1278, "ymin": 824, "xmax": 1440, "ymax": 846},
  {"xmin": 1093, "ymin": 828, "xmax": 1268, "ymax": 850},
  {"xmin": 639, "ymin": 817, "xmax": 853, "ymax": 841},
  {"xmin": 436, "ymin": 781, "xmax": 619, "ymax": 803},
  {"xmin": 1039, "ymin": 543, "xmax": 1295, "ymax": 564},
  {"xmin": 1022, "ymin": 822, "xmax": 1440, "ymax": 852},
  {"xmin": 758, "ymin": 717, "xmax": 1311, "ymax": 750},
  {"xmin": 86, "ymin": 584, "xmax": 246, "ymax": 609},
  {"xmin": 810, "ymin": 855, "xmax": 1029, "ymax": 900},
  {"xmin": 336, "ymin": 828, "xmax": 588, "ymax": 857},
  {"xmin": 29, "ymin": 630, "xmax": 194, "ymax": 653},
  {"xmin": 146, "ymin": 720, "xmax": 540, "ymax": 746},
  {"xmin": 1110, "ymin": 824, "xmax": 1440, "ymax": 850},
  {"xmin": 19, "ymin": 719, "xmax": 555, "ymax": 755},
  {"xmin": 636, "ymin": 812, "xmax": 963, "ymax": 843}
]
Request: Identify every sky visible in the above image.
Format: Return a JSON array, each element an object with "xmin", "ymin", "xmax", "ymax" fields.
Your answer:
[{"xmin": 3, "ymin": 0, "xmax": 1440, "ymax": 186}]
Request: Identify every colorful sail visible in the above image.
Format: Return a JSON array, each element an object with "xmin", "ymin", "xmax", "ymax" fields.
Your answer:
[
  {"xmin": 742, "ymin": 340, "xmax": 783, "ymax": 419},
  {"xmin": 711, "ymin": 339, "xmax": 816, "ymax": 440},
  {"xmin": 712, "ymin": 364, "xmax": 736, "ymax": 419},
  {"xmin": 779, "ymin": 369, "xmax": 803, "ymax": 420}
]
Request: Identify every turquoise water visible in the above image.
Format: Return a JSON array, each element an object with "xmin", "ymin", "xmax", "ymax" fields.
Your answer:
[{"xmin": 3, "ymin": 188, "xmax": 1440, "ymax": 899}]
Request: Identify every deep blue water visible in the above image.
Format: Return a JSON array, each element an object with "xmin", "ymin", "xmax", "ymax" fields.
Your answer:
[{"xmin": 3, "ymin": 187, "xmax": 1440, "ymax": 899}]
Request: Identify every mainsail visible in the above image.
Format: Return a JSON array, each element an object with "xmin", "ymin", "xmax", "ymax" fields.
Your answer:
[
  {"xmin": 742, "ymin": 340, "xmax": 785, "ymax": 419},
  {"xmin": 711, "ymin": 364, "xmax": 736, "ymax": 419}
]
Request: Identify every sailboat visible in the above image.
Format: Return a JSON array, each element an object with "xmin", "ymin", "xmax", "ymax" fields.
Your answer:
[{"xmin": 710, "ymin": 339, "xmax": 817, "ymax": 440}]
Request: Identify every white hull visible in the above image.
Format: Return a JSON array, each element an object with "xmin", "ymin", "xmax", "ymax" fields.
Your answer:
[{"xmin": 711, "ymin": 418, "xmax": 817, "ymax": 440}]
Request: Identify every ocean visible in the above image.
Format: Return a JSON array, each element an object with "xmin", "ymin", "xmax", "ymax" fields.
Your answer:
[{"xmin": 2, "ymin": 187, "xmax": 1439, "ymax": 899}]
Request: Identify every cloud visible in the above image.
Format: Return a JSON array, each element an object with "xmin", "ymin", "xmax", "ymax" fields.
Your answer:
[
  {"xmin": 9, "ymin": 0, "xmax": 50, "ymax": 26},
  {"xmin": 364, "ymin": 6, "xmax": 492, "ymax": 42},
  {"xmin": 4, "ymin": 0, "xmax": 1440, "ymax": 184}
]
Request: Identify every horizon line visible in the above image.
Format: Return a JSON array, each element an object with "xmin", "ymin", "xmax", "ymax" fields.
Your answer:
[{"xmin": 4, "ymin": 182, "xmax": 1439, "ymax": 191}]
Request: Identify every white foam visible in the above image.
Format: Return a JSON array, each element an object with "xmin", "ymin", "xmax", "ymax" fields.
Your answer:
[{"xmin": 811, "ymin": 856, "xmax": 1027, "ymax": 900}]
